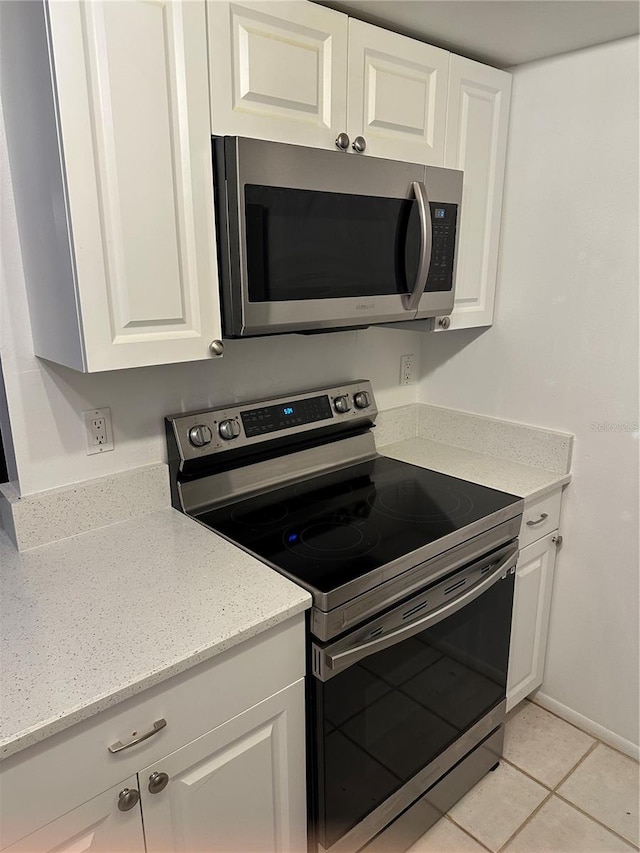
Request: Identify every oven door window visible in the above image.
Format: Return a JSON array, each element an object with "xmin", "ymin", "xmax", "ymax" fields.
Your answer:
[
  {"xmin": 245, "ymin": 185, "xmax": 428, "ymax": 302},
  {"xmin": 312, "ymin": 572, "xmax": 514, "ymax": 850}
]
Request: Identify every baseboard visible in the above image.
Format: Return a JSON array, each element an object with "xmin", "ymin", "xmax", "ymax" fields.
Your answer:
[{"xmin": 532, "ymin": 692, "xmax": 639, "ymax": 761}]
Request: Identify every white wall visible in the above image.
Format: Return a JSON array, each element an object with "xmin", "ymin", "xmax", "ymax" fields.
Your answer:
[
  {"xmin": 419, "ymin": 37, "xmax": 640, "ymax": 750},
  {"xmin": 0, "ymin": 101, "xmax": 419, "ymax": 496}
]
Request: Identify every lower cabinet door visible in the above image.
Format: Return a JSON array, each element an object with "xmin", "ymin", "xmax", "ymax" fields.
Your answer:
[
  {"xmin": 140, "ymin": 679, "xmax": 306, "ymax": 853},
  {"xmin": 507, "ymin": 532, "xmax": 558, "ymax": 711},
  {"xmin": 3, "ymin": 776, "xmax": 144, "ymax": 853}
]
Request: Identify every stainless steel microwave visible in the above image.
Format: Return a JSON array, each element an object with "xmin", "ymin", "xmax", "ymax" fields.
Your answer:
[{"xmin": 213, "ymin": 136, "xmax": 463, "ymax": 338}]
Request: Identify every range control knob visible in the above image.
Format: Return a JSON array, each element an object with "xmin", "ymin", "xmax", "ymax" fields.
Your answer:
[
  {"xmin": 353, "ymin": 391, "xmax": 370, "ymax": 409},
  {"xmin": 334, "ymin": 395, "xmax": 351, "ymax": 414},
  {"xmin": 188, "ymin": 424, "xmax": 212, "ymax": 448},
  {"xmin": 219, "ymin": 419, "xmax": 241, "ymax": 441}
]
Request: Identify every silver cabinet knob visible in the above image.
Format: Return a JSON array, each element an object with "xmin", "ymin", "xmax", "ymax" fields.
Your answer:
[
  {"xmin": 118, "ymin": 788, "xmax": 140, "ymax": 812},
  {"xmin": 352, "ymin": 136, "xmax": 366, "ymax": 153},
  {"xmin": 552, "ymin": 534, "xmax": 563, "ymax": 546},
  {"xmin": 335, "ymin": 132, "xmax": 350, "ymax": 151},
  {"xmin": 210, "ymin": 340, "xmax": 224, "ymax": 356},
  {"xmin": 437, "ymin": 317, "xmax": 451, "ymax": 330},
  {"xmin": 188, "ymin": 424, "xmax": 213, "ymax": 448},
  {"xmin": 353, "ymin": 391, "xmax": 370, "ymax": 409},
  {"xmin": 148, "ymin": 772, "xmax": 169, "ymax": 794},
  {"xmin": 334, "ymin": 395, "xmax": 351, "ymax": 414},
  {"xmin": 219, "ymin": 418, "xmax": 241, "ymax": 441}
]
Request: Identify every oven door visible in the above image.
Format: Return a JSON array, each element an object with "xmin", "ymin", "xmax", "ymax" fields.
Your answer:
[
  {"xmin": 309, "ymin": 543, "xmax": 517, "ymax": 853},
  {"xmin": 214, "ymin": 137, "xmax": 462, "ymax": 336}
]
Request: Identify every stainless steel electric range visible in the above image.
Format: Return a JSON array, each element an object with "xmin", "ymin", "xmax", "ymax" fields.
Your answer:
[{"xmin": 166, "ymin": 381, "xmax": 523, "ymax": 853}]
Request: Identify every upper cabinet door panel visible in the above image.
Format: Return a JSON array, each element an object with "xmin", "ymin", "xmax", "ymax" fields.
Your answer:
[
  {"xmin": 442, "ymin": 55, "xmax": 512, "ymax": 329},
  {"xmin": 347, "ymin": 19, "xmax": 449, "ymax": 165},
  {"xmin": 46, "ymin": 0, "xmax": 220, "ymax": 370},
  {"xmin": 208, "ymin": 1, "xmax": 348, "ymax": 149}
]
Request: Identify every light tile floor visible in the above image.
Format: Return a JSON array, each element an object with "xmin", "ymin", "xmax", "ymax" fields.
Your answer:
[{"xmin": 408, "ymin": 701, "xmax": 640, "ymax": 853}]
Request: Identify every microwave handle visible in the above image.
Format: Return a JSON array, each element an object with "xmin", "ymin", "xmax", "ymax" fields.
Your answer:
[
  {"xmin": 317, "ymin": 546, "xmax": 518, "ymax": 680},
  {"xmin": 403, "ymin": 181, "xmax": 433, "ymax": 311}
]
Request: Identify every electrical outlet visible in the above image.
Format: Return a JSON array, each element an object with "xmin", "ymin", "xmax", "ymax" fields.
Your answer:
[
  {"xmin": 83, "ymin": 408, "xmax": 114, "ymax": 455},
  {"xmin": 400, "ymin": 354, "xmax": 416, "ymax": 386}
]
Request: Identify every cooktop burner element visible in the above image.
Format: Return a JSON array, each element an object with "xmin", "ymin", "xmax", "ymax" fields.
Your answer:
[{"xmin": 372, "ymin": 481, "xmax": 474, "ymax": 522}]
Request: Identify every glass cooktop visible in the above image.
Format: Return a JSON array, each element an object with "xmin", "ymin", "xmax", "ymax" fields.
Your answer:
[{"xmin": 196, "ymin": 457, "xmax": 520, "ymax": 596}]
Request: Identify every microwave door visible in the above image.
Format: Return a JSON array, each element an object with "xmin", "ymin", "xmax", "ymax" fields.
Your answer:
[{"xmin": 221, "ymin": 138, "xmax": 429, "ymax": 336}]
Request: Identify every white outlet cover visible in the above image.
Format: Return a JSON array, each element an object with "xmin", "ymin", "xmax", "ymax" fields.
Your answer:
[{"xmin": 83, "ymin": 408, "xmax": 114, "ymax": 455}]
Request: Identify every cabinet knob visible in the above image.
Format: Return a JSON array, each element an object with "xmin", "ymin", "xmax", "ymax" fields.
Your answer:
[
  {"xmin": 209, "ymin": 340, "xmax": 224, "ymax": 356},
  {"xmin": 148, "ymin": 771, "xmax": 170, "ymax": 794},
  {"xmin": 118, "ymin": 788, "xmax": 140, "ymax": 812},
  {"xmin": 335, "ymin": 132, "xmax": 350, "ymax": 151},
  {"xmin": 552, "ymin": 534, "xmax": 563, "ymax": 546},
  {"xmin": 352, "ymin": 136, "xmax": 367, "ymax": 153},
  {"xmin": 437, "ymin": 316, "xmax": 451, "ymax": 330}
]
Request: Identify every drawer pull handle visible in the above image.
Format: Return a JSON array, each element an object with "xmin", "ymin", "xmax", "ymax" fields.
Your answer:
[
  {"xmin": 108, "ymin": 719, "xmax": 166, "ymax": 754},
  {"xmin": 526, "ymin": 512, "xmax": 549, "ymax": 527}
]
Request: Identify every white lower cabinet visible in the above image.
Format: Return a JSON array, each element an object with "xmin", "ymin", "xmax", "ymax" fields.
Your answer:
[
  {"xmin": 507, "ymin": 531, "xmax": 559, "ymax": 711},
  {"xmin": 140, "ymin": 680, "xmax": 306, "ymax": 853},
  {"xmin": 3, "ymin": 777, "xmax": 144, "ymax": 853},
  {"xmin": 0, "ymin": 618, "xmax": 306, "ymax": 853}
]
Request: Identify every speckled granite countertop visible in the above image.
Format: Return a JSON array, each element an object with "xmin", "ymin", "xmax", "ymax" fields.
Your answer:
[
  {"xmin": 0, "ymin": 509, "xmax": 311, "ymax": 760},
  {"xmin": 380, "ymin": 436, "xmax": 570, "ymax": 500}
]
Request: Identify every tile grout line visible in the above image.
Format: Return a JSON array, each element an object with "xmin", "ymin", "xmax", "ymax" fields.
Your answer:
[
  {"xmin": 496, "ymin": 789, "xmax": 555, "ymax": 853},
  {"xmin": 424, "ymin": 703, "xmax": 638, "ymax": 853},
  {"xmin": 529, "ymin": 697, "xmax": 640, "ymax": 765},
  {"xmin": 553, "ymin": 790, "xmax": 640, "ymax": 850},
  {"xmin": 493, "ymin": 739, "xmax": 600, "ymax": 851},
  {"xmin": 441, "ymin": 814, "xmax": 494, "ymax": 852},
  {"xmin": 553, "ymin": 738, "xmax": 599, "ymax": 790}
]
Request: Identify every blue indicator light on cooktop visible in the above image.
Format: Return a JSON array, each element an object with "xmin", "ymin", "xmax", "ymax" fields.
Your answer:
[
  {"xmin": 283, "ymin": 407, "xmax": 294, "ymax": 415},
  {"xmin": 287, "ymin": 533, "xmax": 299, "ymax": 543}
]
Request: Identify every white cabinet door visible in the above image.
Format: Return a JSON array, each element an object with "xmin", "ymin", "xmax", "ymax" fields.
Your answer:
[
  {"xmin": 437, "ymin": 55, "xmax": 511, "ymax": 330},
  {"xmin": 507, "ymin": 532, "xmax": 558, "ymax": 711},
  {"xmin": 3, "ymin": 777, "xmax": 144, "ymax": 853},
  {"xmin": 140, "ymin": 679, "xmax": 306, "ymax": 853},
  {"xmin": 46, "ymin": 0, "xmax": 221, "ymax": 371},
  {"xmin": 208, "ymin": 1, "xmax": 348, "ymax": 150},
  {"xmin": 347, "ymin": 19, "xmax": 449, "ymax": 165}
]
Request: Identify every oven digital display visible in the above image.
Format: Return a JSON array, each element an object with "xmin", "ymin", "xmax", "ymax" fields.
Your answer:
[{"xmin": 241, "ymin": 395, "xmax": 332, "ymax": 437}]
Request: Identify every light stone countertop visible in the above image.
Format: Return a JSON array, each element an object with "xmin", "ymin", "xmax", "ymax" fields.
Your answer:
[
  {"xmin": 0, "ymin": 509, "xmax": 311, "ymax": 760},
  {"xmin": 380, "ymin": 436, "xmax": 571, "ymax": 500}
]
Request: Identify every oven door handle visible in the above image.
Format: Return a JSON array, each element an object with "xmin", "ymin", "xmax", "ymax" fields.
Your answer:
[
  {"xmin": 319, "ymin": 546, "xmax": 518, "ymax": 680},
  {"xmin": 403, "ymin": 181, "xmax": 432, "ymax": 312}
]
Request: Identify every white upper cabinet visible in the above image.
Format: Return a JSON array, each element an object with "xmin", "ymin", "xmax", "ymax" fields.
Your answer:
[
  {"xmin": 436, "ymin": 55, "xmax": 512, "ymax": 330},
  {"xmin": 347, "ymin": 19, "xmax": 449, "ymax": 165},
  {"xmin": 208, "ymin": 3, "xmax": 449, "ymax": 163},
  {"xmin": 5, "ymin": 0, "xmax": 221, "ymax": 372},
  {"xmin": 208, "ymin": 1, "xmax": 348, "ymax": 149}
]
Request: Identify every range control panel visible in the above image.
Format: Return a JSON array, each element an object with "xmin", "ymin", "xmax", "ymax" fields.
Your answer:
[{"xmin": 167, "ymin": 381, "xmax": 376, "ymax": 463}]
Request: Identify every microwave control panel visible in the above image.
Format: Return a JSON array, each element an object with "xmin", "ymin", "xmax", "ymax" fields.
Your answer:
[{"xmin": 427, "ymin": 202, "xmax": 458, "ymax": 292}]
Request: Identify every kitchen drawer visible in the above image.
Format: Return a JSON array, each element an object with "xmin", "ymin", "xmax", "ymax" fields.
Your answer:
[
  {"xmin": 0, "ymin": 614, "xmax": 304, "ymax": 850},
  {"xmin": 519, "ymin": 489, "xmax": 562, "ymax": 548}
]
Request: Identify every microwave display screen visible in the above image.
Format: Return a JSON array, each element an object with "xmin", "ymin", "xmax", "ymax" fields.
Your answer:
[{"xmin": 244, "ymin": 186, "xmax": 456, "ymax": 303}]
